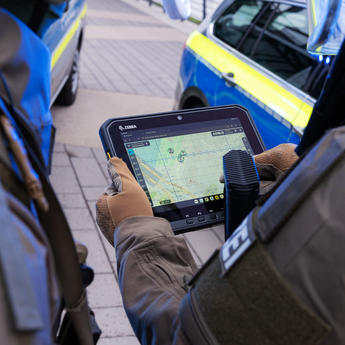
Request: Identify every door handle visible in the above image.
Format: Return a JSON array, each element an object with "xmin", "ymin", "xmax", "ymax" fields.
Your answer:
[{"xmin": 221, "ymin": 72, "xmax": 236, "ymax": 87}]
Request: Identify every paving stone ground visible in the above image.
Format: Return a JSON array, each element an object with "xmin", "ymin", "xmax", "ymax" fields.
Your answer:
[
  {"xmin": 80, "ymin": 0, "xmax": 188, "ymax": 98},
  {"xmin": 51, "ymin": 1, "xmax": 225, "ymax": 343}
]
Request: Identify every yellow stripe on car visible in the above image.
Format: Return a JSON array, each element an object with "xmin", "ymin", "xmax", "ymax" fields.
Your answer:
[
  {"xmin": 51, "ymin": 3, "xmax": 88, "ymax": 70},
  {"xmin": 186, "ymin": 31, "xmax": 313, "ymax": 129}
]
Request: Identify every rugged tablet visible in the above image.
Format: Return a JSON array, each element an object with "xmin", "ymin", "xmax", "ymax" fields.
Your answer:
[{"xmin": 99, "ymin": 105, "xmax": 265, "ymax": 233}]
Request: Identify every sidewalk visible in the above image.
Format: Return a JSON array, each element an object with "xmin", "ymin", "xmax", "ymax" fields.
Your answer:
[{"xmin": 50, "ymin": 1, "xmax": 225, "ymax": 343}]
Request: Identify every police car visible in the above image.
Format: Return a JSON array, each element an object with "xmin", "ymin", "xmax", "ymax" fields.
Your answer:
[
  {"xmin": 174, "ymin": 0, "xmax": 332, "ymax": 148},
  {"xmin": 41, "ymin": 0, "xmax": 87, "ymax": 106}
]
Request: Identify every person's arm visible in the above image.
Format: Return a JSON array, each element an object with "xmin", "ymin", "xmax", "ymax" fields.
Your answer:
[
  {"xmin": 96, "ymin": 146, "xmax": 299, "ymax": 344},
  {"xmin": 96, "ymin": 158, "xmax": 196, "ymax": 345}
]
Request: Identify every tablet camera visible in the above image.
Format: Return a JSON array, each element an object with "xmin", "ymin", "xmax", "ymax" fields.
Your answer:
[{"xmin": 177, "ymin": 115, "xmax": 183, "ymax": 121}]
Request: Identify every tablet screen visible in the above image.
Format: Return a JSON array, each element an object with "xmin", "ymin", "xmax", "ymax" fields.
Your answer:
[
  {"xmin": 121, "ymin": 118, "xmax": 251, "ymax": 211},
  {"xmin": 100, "ymin": 105, "xmax": 265, "ymax": 233}
]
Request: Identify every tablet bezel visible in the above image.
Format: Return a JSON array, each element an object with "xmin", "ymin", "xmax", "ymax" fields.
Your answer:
[{"xmin": 100, "ymin": 105, "xmax": 265, "ymax": 233}]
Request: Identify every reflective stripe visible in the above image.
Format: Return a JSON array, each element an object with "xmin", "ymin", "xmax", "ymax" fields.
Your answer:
[
  {"xmin": 50, "ymin": 3, "xmax": 88, "ymax": 70},
  {"xmin": 186, "ymin": 31, "xmax": 313, "ymax": 129}
]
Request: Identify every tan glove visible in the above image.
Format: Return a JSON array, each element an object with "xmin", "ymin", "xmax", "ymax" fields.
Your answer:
[
  {"xmin": 254, "ymin": 143, "xmax": 298, "ymax": 171},
  {"xmin": 254, "ymin": 143, "xmax": 299, "ymax": 194},
  {"xmin": 96, "ymin": 157, "xmax": 153, "ymax": 246}
]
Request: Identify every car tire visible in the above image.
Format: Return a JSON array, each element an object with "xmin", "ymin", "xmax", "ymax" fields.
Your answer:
[
  {"xmin": 183, "ymin": 100, "xmax": 205, "ymax": 109},
  {"xmin": 56, "ymin": 48, "xmax": 80, "ymax": 106},
  {"xmin": 179, "ymin": 87, "xmax": 209, "ymax": 110},
  {"xmin": 181, "ymin": 96, "xmax": 206, "ymax": 109}
]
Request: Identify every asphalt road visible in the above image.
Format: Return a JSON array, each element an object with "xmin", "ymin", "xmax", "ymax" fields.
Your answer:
[{"xmin": 51, "ymin": 0, "xmax": 196, "ymax": 147}]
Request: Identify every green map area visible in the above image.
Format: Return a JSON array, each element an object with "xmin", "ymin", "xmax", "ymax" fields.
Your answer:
[{"xmin": 131, "ymin": 130, "xmax": 248, "ymax": 207}]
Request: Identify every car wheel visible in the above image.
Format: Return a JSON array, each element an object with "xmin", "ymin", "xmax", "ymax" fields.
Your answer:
[
  {"xmin": 182, "ymin": 97, "xmax": 206, "ymax": 109},
  {"xmin": 56, "ymin": 48, "xmax": 80, "ymax": 106},
  {"xmin": 179, "ymin": 87, "xmax": 209, "ymax": 110}
]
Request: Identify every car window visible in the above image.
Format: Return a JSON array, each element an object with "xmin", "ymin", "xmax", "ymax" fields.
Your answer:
[
  {"xmin": 213, "ymin": 0, "xmax": 264, "ymax": 48},
  {"xmin": 213, "ymin": 1, "xmax": 328, "ymax": 99},
  {"xmin": 244, "ymin": 4, "xmax": 319, "ymax": 89}
]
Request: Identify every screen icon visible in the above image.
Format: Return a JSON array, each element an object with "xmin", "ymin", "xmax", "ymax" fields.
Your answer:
[
  {"xmin": 220, "ymin": 194, "xmax": 224, "ymax": 199},
  {"xmin": 199, "ymin": 198, "xmax": 204, "ymax": 203},
  {"xmin": 128, "ymin": 149, "xmax": 135, "ymax": 155},
  {"xmin": 204, "ymin": 197, "xmax": 209, "ymax": 202},
  {"xmin": 210, "ymin": 196, "xmax": 214, "ymax": 201},
  {"xmin": 215, "ymin": 195, "xmax": 219, "ymax": 200},
  {"xmin": 194, "ymin": 199, "xmax": 199, "ymax": 204}
]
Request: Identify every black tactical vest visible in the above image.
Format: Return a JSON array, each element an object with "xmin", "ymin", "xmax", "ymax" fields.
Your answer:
[{"xmin": 179, "ymin": 126, "xmax": 345, "ymax": 345}]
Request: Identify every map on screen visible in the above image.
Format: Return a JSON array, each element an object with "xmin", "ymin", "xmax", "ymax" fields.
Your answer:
[{"xmin": 129, "ymin": 129, "xmax": 249, "ymax": 207}]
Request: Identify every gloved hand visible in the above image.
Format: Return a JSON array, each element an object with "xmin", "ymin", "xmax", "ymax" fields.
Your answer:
[
  {"xmin": 254, "ymin": 143, "xmax": 298, "ymax": 171},
  {"xmin": 96, "ymin": 158, "xmax": 153, "ymax": 246},
  {"xmin": 219, "ymin": 144, "xmax": 299, "ymax": 193},
  {"xmin": 254, "ymin": 143, "xmax": 299, "ymax": 194}
]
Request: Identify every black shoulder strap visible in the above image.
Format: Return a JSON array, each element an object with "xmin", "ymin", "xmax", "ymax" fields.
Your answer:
[
  {"xmin": 35, "ymin": 156, "xmax": 94, "ymax": 344},
  {"xmin": 2, "ymin": 105, "xmax": 94, "ymax": 344}
]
